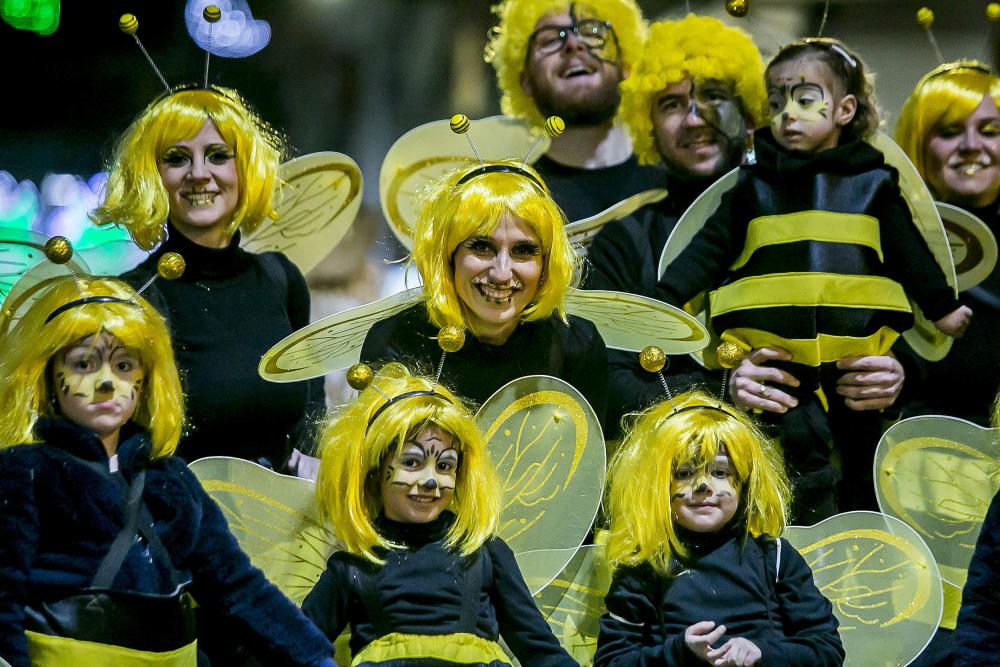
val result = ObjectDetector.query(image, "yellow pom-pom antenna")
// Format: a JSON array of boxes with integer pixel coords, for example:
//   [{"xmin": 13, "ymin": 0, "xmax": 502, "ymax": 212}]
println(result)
[
  {"xmin": 716, "ymin": 342, "xmax": 747, "ymax": 370},
  {"xmin": 988, "ymin": 3, "xmax": 1000, "ymax": 21},
  {"xmin": 543, "ymin": 116, "xmax": 565, "ymax": 138},
  {"xmin": 203, "ymin": 5, "xmax": 222, "ymax": 23},
  {"xmin": 437, "ymin": 325, "xmax": 466, "ymax": 353},
  {"xmin": 725, "ymin": 0, "xmax": 749, "ymax": 18},
  {"xmin": 916, "ymin": 7, "xmax": 934, "ymax": 28},
  {"xmin": 346, "ymin": 363, "xmax": 375, "ymax": 391},
  {"xmin": 639, "ymin": 346, "xmax": 667, "ymax": 374},
  {"xmin": 450, "ymin": 114, "xmax": 471, "ymax": 135},
  {"xmin": 118, "ymin": 13, "xmax": 139, "ymax": 35},
  {"xmin": 44, "ymin": 236, "xmax": 73, "ymax": 265},
  {"xmin": 157, "ymin": 252, "xmax": 186, "ymax": 281}
]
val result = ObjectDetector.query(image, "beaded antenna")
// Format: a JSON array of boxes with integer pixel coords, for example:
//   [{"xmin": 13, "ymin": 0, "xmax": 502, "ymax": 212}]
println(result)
[
  {"xmin": 448, "ymin": 113, "xmax": 565, "ymax": 187},
  {"xmin": 639, "ymin": 341, "xmax": 746, "ymax": 414},
  {"xmin": 118, "ymin": 5, "xmax": 225, "ymax": 92},
  {"xmin": 917, "ymin": 4, "xmax": 1000, "ymax": 64}
]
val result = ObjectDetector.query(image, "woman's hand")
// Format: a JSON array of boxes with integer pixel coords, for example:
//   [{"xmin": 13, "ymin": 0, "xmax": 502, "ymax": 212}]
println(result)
[
  {"xmin": 684, "ymin": 621, "xmax": 727, "ymax": 663},
  {"xmin": 835, "ymin": 355, "xmax": 904, "ymax": 411},
  {"xmin": 728, "ymin": 347, "xmax": 800, "ymax": 414},
  {"xmin": 707, "ymin": 637, "xmax": 762, "ymax": 666}
]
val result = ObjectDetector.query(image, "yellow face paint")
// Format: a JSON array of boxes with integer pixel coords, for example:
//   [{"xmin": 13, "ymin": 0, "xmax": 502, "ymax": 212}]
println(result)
[
  {"xmin": 768, "ymin": 82, "xmax": 831, "ymax": 134},
  {"xmin": 379, "ymin": 424, "xmax": 459, "ymax": 524},
  {"xmin": 670, "ymin": 454, "xmax": 741, "ymax": 533}
]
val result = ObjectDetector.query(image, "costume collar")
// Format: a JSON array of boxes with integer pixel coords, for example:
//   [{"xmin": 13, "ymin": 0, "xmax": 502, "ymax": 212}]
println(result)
[
  {"xmin": 752, "ymin": 126, "xmax": 885, "ymax": 176},
  {"xmin": 160, "ymin": 223, "xmax": 248, "ymax": 280},
  {"xmin": 377, "ymin": 510, "xmax": 456, "ymax": 547},
  {"xmin": 34, "ymin": 416, "xmax": 152, "ymax": 472}
]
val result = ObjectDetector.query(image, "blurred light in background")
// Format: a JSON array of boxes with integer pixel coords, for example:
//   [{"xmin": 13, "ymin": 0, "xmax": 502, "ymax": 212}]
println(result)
[
  {"xmin": 185, "ymin": 0, "xmax": 271, "ymax": 58},
  {"xmin": 1, "ymin": 0, "xmax": 60, "ymax": 35}
]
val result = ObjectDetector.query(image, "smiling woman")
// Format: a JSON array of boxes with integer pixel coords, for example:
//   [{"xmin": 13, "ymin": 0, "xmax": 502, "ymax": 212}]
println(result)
[
  {"xmin": 90, "ymin": 87, "xmax": 325, "ymax": 472},
  {"xmin": 361, "ymin": 160, "xmax": 608, "ymax": 422}
]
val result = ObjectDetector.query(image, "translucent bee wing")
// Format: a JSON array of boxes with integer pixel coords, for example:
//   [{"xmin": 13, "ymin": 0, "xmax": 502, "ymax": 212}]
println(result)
[
  {"xmin": 0, "ymin": 237, "xmax": 92, "ymax": 335},
  {"xmin": 786, "ymin": 511, "xmax": 943, "ymax": 667},
  {"xmin": 935, "ymin": 202, "xmax": 998, "ymax": 292},
  {"xmin": 258, "ymin": 288, "xmax": 425, "ymax": 382},
  {"xmin": 567, "ymin": 188, "xmax": 668, "ymax": 248},
  {"xmin": 875, "ymin": 415, "xmax": 1000, "ymax": 590},
  {"xmin": 532, "ymin": 543, "xmax": 612, "ymax": 665},
  {"xmin": 189, "ymin": 456, "xmax": 338, "ymax": 605},
  {"xmin": 564, "ymin": 287, "xmax": 709, "ymax": 354},
  {"xmin": 0, "ymin": 229, "xmax": 53, "ymax": 306},
  {"xmin": 476, "ymin": 375, "xmax": 605, "ymax": 594},
  {"xmin": 241, "ymin": 152, "xmax": 363, "ymax": 276},
  {"xmin": 380, "ymin": 115, "xmax": 545, "ymax": 250},
  {"xmin": 657, "ymin": 167, "xmax": 740, "ymax": 276}
]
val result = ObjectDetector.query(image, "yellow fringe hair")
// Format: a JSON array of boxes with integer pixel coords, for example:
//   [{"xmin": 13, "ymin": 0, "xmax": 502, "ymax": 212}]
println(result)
[
  {"xmin": 315, "ymin": 363, "xmax": 502, "ymax": 564},
  {"xmin": 411, "ymin": 160, "xmax": 578, "ymax": 334},
  {"xmin": 619, "ymin": 15, "xmax": 767, "ymax": 166},
  {"xmin": 0, "ymin": 277, "xmax": 184, "ymax": 458},
  {"xmin": 605, "ymin": 390, "xmax": 790, "ymax": 576},
  {"xmin": 895, "ymin": 62, "xmax": 1000, "ymax": 192},
  {"xmin": 485, "ymin": 0, "xmax": 647, "ymax": 126},
  {"xmin": 92, "ymin": 86, "xmax": 286, "ymax": 250}
]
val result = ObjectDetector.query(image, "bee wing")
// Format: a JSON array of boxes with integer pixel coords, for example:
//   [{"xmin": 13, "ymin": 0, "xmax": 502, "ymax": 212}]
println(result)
[
  {"xmin": 259, "ymin": 288, "xmax": 425, "ymax": 382},
  {"xmin": 564, "ymin": 287, "xmax": 709, "ymax": 354},
  {"xmin": 786, "ymin": 511, "xmax": 943, "ymax": 667},
  {"xmin": 566, "ymin": 188, "xmax": 668, "ymax": 248},
  {"xmin": 476, "ymin": 375, "xmax": 605, "ymax": 594},
  {"xmin": 241, "ymin": 152, "xmax": 363, "ymax": 275},
  {"xmin": 189, "ymin": 456, "xmax": 338, "ymax": 606},
  {"xmin": 935, "ymin": 202, "xmax": 998, "ymax": 292}
]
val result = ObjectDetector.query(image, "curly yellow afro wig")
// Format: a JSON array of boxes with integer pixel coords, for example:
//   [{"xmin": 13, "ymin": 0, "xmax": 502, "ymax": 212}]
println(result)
[
  {"xmin": 620, "ymin": 14, "xmax": 767, "ymax": 166},
  {"xmin": 485, "ymin": 0, "xmax": 646, "ymax": 127}
]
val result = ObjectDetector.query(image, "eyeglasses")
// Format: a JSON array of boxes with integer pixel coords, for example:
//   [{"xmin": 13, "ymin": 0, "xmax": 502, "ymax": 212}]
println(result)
[{"xmin": 527, "ymin": 18, "xmax": 619, "ymax": 62}]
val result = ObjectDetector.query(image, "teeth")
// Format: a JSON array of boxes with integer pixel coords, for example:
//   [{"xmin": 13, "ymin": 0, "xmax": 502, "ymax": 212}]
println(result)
[{"xmin": 185, "ymin": 192, "xmax": 217, "ymax": 206}]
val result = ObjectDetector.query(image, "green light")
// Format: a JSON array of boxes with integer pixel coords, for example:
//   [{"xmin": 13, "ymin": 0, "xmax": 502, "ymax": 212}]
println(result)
[{"xmin": 1, "ymin": 0, "xmax": 60, "ymax": 36}]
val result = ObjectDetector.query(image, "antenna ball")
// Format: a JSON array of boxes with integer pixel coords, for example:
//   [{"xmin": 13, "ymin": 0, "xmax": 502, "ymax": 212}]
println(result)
[
  {"xmin": 639, "ymin": 346, "xmax": 667, "ymax": 373},
  {"xmin": 916, "ymin": 7, "xmax": 934, "ymax": 28},
  {"xmin": 988, "ymin": 3, "xmax": 1000, "ymax": 21},
  {"xmin": 449, "ymin": 114, "xmax": 471, "ymax": 135},
  {"xmin": 346, "ymin": 363, "xmax": 375, "ymax": 391},
  {"xmin": 157, "ymin": 252, "xmax": 186, "ymax": 281},
  {"xmin": 716, "ymin": 342, "xmax": 747, "ymax": 369},
  {"xmin": 203, "ymin": 5, "xmax": 222, "ymax": 23},
  {"xmin": 118, "ymin": 13, "xmax": 139, "ymax": 35},
  {"xmin": 44, "ymin": 236, "xmax": 73, "ymax": 264},
  {"xmin": 543, "ymin": 116, "xmax": 565, "ymax": 138},
  {"xmin": 725, "ymin": 0, "xmax": 749, "ymax": 18},
  {"xmin": 437, "ymin": 326, "xmax": 466, "ymax": 353}
]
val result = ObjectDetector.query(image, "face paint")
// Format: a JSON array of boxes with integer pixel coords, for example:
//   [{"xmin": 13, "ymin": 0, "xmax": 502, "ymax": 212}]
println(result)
[
  {"xmin": 767, "ymin": 57, "xmax": 846, "ymax": 152},
  {"xmin": 527, "ymin": 3, "xmax": 621, "ymax": 65},
  {"xmin": 379, "ymin": 424, "xmax": 459, "ymax": 524},
  {"xmin": 670, "ymin": 453, "xmax": 741, "ymax": 533},
  {"xmin": 52, "ymin": 331, "xmax": 144, "ymax": 446}
]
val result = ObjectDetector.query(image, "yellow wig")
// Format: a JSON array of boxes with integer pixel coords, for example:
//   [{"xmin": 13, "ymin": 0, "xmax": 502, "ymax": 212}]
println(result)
[
  {"xmin": 315, "ymin": 363, "xmax": 502, "ymax": 564},
  {"xmin": 620, "ymin": 15, "xmax": 767, "ymax": 166},
  {"xmin": 485, "ymin": 0, "xmax": 647, "ymax": 126},
  {"xmin": 411, "ymin": 160, "xmax": 579, "ymax": 334},
  {"xmin": 0, "ymin": 277, "xmax": 184, "ymax": 458},
  {"xmin": 605, "ymin": 390, "xmax": 790, "ymax": 576},
  {"xmin": 92, "ymin": 86, "xmax": 286, "ymax": 251},
  {"xmin": 896, "ymin": 61, "xmax": 1000, "ymax": 191}
]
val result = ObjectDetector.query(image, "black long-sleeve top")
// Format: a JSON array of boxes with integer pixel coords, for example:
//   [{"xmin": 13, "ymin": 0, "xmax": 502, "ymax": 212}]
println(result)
[
  {"xmin": 302, "ymin": 512, "xmax": 575, "ymax": 666},
  {"xmin": 361, "ymin": 304, "xmax": 608, "ymax": 425},
  {"xmin": 0, "ymin": 418, "xmax": 333, "ymax": 667},
  {"xmin": 533, "ymin": 153, "xmax": 666, "ymax": 222},
  {"xmin": 122, "ymin": 225, "xmax": 325, "ymax": 467},
  {"xmin": 594, "ymin": 528, "xmax": 844, "ymax": 666},
  {"xmin": 655, "ymin": 130, "xmax": 959, "ymax": 361},
  {"xmin": 584, "ymin": 178, "xmax": 720, "ymax": 434},
  {"xmin": 954, "ymin": 489, "xmax": 1000, "ymax": 666}
]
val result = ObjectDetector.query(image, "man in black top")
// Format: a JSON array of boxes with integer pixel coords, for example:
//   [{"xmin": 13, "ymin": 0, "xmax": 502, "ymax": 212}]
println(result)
[{"xmin": 485, "ymin": 0, "xmax": 663, "ymax": 221}]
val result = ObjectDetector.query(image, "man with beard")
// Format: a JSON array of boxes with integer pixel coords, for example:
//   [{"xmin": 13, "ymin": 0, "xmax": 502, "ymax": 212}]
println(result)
[
  {"xmin": 485, "ymin": 0, "xmax": 663, "ymax": 221},
  {"xmin": 583, "ymin": 15, "xmax": 767, "ymax": 433}
]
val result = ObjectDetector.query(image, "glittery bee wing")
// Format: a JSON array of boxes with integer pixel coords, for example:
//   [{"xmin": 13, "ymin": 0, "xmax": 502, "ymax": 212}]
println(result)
[
  {"xmin": 476, "ymin": 375, "xmax": 605, "ymax": 595},
  {"xmin": 567, "ymin": 188, "xmax": 669, "ymax": 248},
  {"xmin": 532, "ymin": 542, "xmax": 613, "ymax": 665},
  {"xmin": 259, "ymin": 288, "xmax": 425, "ymax": 382},
  {"xmin": 875, "ymin": 415, "xmax": 1000, "ymax": 592},
  {"xmin": 785, "ymin": 511, "xmax": 943, "ymax": 667},
  {"xmin": 935, "ymin": 202, "xmax": 998, "ymax": 292},
  {"xmin": 241, "ymin": 152, "xmax": 363, "ymax": 275},
  {"xmin": 0, "ymin": 229, "xmax": 53, "ymax": 306},
  {"xmin": 379, "ymin": 115, "xmax": 545, "ymax": 250},
  {"xmin": 189, "ymin": 456, "xmax": 338, "ymax": 605},
  {"xmin": 564, "ymin": 287, "xmax": 709, "ymax": 354}
]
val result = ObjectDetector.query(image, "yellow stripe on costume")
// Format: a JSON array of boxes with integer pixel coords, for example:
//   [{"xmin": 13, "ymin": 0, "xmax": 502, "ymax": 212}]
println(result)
[
  {"xmin": 720, "ymin": 327, "xmax": 901, "ymax": 367},
  {"xmin": 26, "ymin": 631, "xmax": 197, "ymax": 666},
  {"xmin": 940, "ymin": 582, "xmax": 963, "ymax": 631},
  {"xmin": 352, "ymin": 632, "xmax": 512, "ymax": 666},
  {"xmin": 730, "ymin": 211, "xmax": 883, "ymax": 271},
  {"xmin": 710, "ymin": 273, "xmax": 912, "ymax": 315}
]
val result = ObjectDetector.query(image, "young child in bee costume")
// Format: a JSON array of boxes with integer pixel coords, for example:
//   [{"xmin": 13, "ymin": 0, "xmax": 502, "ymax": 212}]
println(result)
[
  {"xmin": 595, "ymin": 390, "xmax": 843, "ymax": 666},
  {"xmin": 0, "ymin": 276, "xmax": 334, "ymax": 667},
  {"xmin": 302, "ymin": 364, "xmax": 575, "ymax": 666}
]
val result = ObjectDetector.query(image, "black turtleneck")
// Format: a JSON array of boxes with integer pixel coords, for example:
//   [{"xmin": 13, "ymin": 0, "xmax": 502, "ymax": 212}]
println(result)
[
  {"xmin": 302, "ymin": 511, "xmax": 575, "ymax": 665},
  {"xmin": 121, "ymin": 225, "xmax": 323, "ymax": 467}
]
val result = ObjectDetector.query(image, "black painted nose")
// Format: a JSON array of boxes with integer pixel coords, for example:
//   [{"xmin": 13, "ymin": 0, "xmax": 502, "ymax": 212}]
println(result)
[
  {"xmin": 97, "ymin": 380, "xmax": 115, "ymax": 393},
  {"xmin": 695, "ymin": 481, "xmax": 709, "ymax": 493},
  {"xmin": 422, "ymin": 478, "xmax": 438, "ymax": 490}
]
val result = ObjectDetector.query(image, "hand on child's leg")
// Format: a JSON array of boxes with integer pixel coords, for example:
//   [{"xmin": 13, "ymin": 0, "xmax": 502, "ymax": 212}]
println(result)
[
  {"xmin": 934, "ymin": 305, "xmax": 973, "ymax": 337},
  {"xmin": 684, "ymin": 621, "xmax": 727, "ymax": 662},
  {"xmin": 706, "ymin": 637, "xmax": 762, "ymax": 666}
]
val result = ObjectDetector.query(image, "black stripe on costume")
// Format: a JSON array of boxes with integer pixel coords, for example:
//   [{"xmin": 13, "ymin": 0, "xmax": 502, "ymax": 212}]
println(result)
[
  {"xmin": 729, "ymin": 241, "xmax": 883, "ymax": 284},
  {"xmin": 712, "ymin": 305, "xmax": 914, "ymax": 340}
]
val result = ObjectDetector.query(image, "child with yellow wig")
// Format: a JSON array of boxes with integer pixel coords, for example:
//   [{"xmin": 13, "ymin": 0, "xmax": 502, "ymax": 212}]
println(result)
[
  {"xmin": 361, "ymin": 160, "xmax": 607, "ymax": 422},
  {"xmin": 595, "ymin": 391, "xmax": 843, "ymax": 666},
  {"xmin": 0, "ymin": 276, "xmax": 334, "ymax": 666},
  {"xmin": 302, "ymin": 363, "xmax": 575, "ymax": 666}
]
